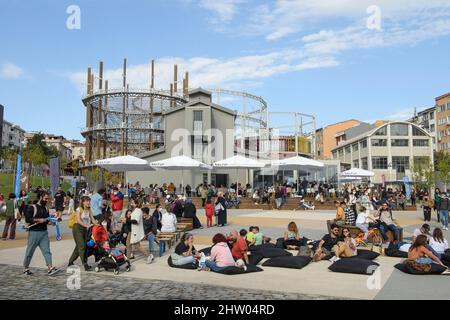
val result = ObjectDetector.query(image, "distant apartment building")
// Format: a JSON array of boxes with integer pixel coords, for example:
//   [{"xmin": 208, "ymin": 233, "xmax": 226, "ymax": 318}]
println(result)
[
  {"xmin": 408, "ymin": 106, "xmax": 437, "ymax": 149},
  {"xmin": 315, "ymin": 119, "xmax": 361, "ymax": 160},
  {"xmin": 1, "ymin": 120, "xmax": 26, "ymax": 149},
  {"xmin": 24, "ymin": 132, "xmax": 72, "ymax": 160},
  {"xmin": 63, "ymin": 140, "xmax": 85, "ymax": 161},
  {"xmin": 331, "ymin": 121, "xmax": 433, "ymax": 185},
  {"xmin": 436, "ymin": 92, "xmax": 450, "ymax": 154}
]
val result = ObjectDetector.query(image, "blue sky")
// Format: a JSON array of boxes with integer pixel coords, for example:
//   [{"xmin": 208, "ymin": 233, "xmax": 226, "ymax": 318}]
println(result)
[{"xmin": 1, "ymin": 0, "xmax": 450, "ymax": 139}]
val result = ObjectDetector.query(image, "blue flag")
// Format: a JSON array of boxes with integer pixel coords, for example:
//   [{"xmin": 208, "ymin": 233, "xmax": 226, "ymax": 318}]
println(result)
[
  {"xmin": 14, "ymin": 152, "xmax": 21, "ymax": 197},
  {"xmin": 403, "ymin": 176, "xmax": 411, "ymax": 200}
]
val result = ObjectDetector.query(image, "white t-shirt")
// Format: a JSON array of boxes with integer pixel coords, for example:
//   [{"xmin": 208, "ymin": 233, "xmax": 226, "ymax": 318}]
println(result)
[
  {"xmin": 161, "ymin": 212, "xmax": 177, "ymax": 233},
  {"xmin": 356, "ymin": 211, "xmax": 368, "ymax": 225},
  {"xmin": 413, "ymin": 228, "xmax": 432, "ymax": 241},
  {"xmin": 429, "ymin": 238, "xmax": 449, "ymax": 254}
]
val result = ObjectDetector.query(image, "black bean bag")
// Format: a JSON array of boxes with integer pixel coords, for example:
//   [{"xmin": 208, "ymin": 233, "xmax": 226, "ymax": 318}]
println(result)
[
  {"xmin": 262, "ymin": 256, "xmax": 312, "ymax": 269},
  {"xmin": 328, "ymin": 258, "xmax": 379, "ymax": 275},
  {"xmin": 343, "ymin": 249, "xmax": 379, "ymax": 261},
  {"xmin": 384, "ymin": 245, "xmax": 408, "ymax": 258},
  {"xmin": 394, "ymin": 262, "xmax": 447, "ymax": 275},
  {"xmin": 248, "ymin": 254, "xmax": 264, "ymax": 266},
  {"xmin": 275, "ymin": 238, "xmax": 285, "ymax": 249},
  {"xmin": 199, "ymin": 247, "xmax": 212, "ymax": 256},
  {"xmin": 215, "ymin": 264, "xmax": 263, "ymax": 275},
  {"xmin": 248, "ymin": 243, "xmax": 276, "ymax": 252},
  {"xmin": 441, "ymin": 252, "xmax": 450, "ymax": 263},
  {"xmin": 258, "ymin": 247, "xmax": 292, "ymax": 259},
  {"xmin": 167, "ymin": 256, "xmax": 197, "ymax": 270}
]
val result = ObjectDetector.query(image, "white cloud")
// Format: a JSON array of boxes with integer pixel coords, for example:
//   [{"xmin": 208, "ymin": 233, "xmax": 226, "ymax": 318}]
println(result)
[
  {"xmin": 384, "ymin": 106, "xmax": 430, "ymax": 121},
  {"xmin": 0, "ymin": 63, "xmax": 24, "ymax": 79},
  {"xmin": 69, "ymin": 52, "xmax": 338, "ymax": 94},
  {"xmin": 247, "ymin": 0, "xmax": 450, "ymax": 41},
  {"xmin": 197, "ymin": 0, "xmax": 243, "ymax": 22}
]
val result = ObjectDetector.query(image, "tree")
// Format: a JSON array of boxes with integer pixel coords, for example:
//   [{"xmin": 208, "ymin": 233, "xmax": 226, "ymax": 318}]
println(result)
[
  {"xmin": 436, "ymin": 152, "xmax": 450, "ymax": 191},
  {"xmin": 411, "ymin": 157, "xmax": 435, "ymax": 192}
]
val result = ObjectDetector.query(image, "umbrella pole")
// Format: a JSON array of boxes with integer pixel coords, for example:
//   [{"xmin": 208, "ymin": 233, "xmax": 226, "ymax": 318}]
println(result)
[{"xmin": 182, "ymin": 169, "xmax": 184, "ymax": 196}]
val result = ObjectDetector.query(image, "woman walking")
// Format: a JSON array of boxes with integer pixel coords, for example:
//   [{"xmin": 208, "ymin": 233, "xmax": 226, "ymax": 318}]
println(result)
[
  {"xmin": 68, "ymin": 196, "xmax": 96, "ymax": 270},
  {"xmin": 129, "ymin": 198, "xmax": 152, "ymax": 264},
  {"xmin": 215, "ymin": 192, "xmax": 227, "ymax": 227}
]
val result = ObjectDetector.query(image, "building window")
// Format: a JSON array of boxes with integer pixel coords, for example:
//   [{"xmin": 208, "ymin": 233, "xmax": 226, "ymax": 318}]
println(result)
[
  {"xmin": 360, "ymin": 140, "xmax": 367, "ymax": 149},
  {"xmin": 353, "ymin": 159, "xmax": 359, "ymax": 168},
  {"xmin": 439, "ymin": 117, "xmax": 446, "ymax": 125},
  {"xmin": 413, "ymin": 139, "xmax": 429, "ymax": 147},
  {"xmin": 413, "ymin": 156, "xmax": 430, "ymax": 168},
  {"xmin": 338, "ymin": 149, "xmax": 344, "ymax": 157},
  {"xmin": 332, "ymin": 151, "xmax": 337, "ymax": 159},
  {"xmin": 430, "ymin": 124, "xmax": 435, "ymax": 132},
  {"xmin": 390, "ymin": 123, "xmax": 409, "ymax": 136},
  {"xmin": 430, "ymin": 112, "xmax": 435, "ymax": 120},
  {"xmin": 374, "ymin": 126, "xmax": 387, "ymax": 136},
  {"xmin": 345, "ymin": 146, "xmax": 351, "ymax": 154},
  {"xmin": 361, "ymin": 157, "xmax": 368, "ymax": 170},
  {"xmin": 193, "ymin": 110, "xmax": 203, "ymax": 121},
  {"xmin": 412, "ymin": 126, "xmax": 427, "ymax": 136},
  {"xmin": 371, "ymin": 139, "xmax": 387, "ymax": 147},
  {"xmin": 372, "ymin": 157, "xmax": 388, "ymax": 169},
  {"xmin": 352, "ymin": 143, "xmax": 358, "ymax": 152},
  {"xmin": 391, "ymin": 139, "xmax": 409, "ymax": 147},
  {"xmin": 392, "ymin": 156, "xmax": 410, "ymax": 170}
]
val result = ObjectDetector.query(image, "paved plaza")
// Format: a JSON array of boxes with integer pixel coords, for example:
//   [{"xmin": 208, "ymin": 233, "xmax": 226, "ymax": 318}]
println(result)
[{"xmin": 1, "ymin": 209, "xmax": 449, "ymax": 300}]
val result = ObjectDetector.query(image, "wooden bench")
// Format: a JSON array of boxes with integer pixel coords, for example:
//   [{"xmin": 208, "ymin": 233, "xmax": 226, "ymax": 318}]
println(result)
[{"xmin": 156, "ymin": 233, "xmax": 177, "ymax": 257}]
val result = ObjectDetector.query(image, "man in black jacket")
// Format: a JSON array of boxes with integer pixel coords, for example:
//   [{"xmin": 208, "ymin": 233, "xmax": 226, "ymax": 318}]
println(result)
[{"xmin": 23, "ymin": 192, "xmax": 59, "ymax": 276}]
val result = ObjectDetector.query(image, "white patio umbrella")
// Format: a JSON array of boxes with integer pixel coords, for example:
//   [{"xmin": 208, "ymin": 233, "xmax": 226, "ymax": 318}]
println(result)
[
  {"xmin": 340, "ymin": 168, "xmax": 375, "ymax": 178},
  {"xmin": 95, "ymin": 155, "xmax": 155, "ymax": 173},
  {"xmin": 213, "ymin": 155, "xmax": 266, "ymax": 194},
  {"xmin": 271, "ymin": 155, "xmax": 325, "ymax": 191},
  {"xmin": 149, "ymin": 155, "xmax": 212, "ymax": 194}
]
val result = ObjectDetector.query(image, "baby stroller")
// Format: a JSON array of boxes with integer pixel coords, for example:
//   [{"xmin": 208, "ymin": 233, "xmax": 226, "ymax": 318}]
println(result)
[{"xmin": 87, "ymin": 225, "xmax": 131, "ymax": 275}]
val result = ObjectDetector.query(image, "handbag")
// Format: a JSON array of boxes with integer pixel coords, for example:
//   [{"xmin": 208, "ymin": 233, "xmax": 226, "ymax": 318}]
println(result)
[
  {"xmin": 68, "ymin": 210, "xmax": 77, "ymax": 229},
  {"xmin": 215, "ymin": 202, "xmax": 224, "ymax": 215}
]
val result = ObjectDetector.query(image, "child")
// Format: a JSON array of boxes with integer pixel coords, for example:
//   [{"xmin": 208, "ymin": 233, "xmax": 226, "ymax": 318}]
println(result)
[
  {"xmin": 355, "ymin": 206, "xmax": 370, "ymax": 240},
  {"xmin": 252, "ymin": 226, "xmax": 271, "ymax": 246},
  {"xmin": 204, "ymin": 199, "xmax": 215, "ymax": 228},
  {"xmin": 246, "ymin": 226, "xmax": 256, "ymax": 246}
]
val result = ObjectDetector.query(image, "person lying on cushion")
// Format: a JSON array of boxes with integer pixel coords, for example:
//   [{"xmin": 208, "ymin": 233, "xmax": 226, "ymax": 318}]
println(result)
[
  {"xmin": 407, "ymin": 235, "xmax": 446, "ymax": 269},
  {"xmin": 313, "ymin": 224, "xmax": 343, "ymax": 262},
  {"xmin": 202, "ymin": 233, "xmax": 243, "ymax": 272},
  {"xmin": 171, "ymin": 233, "xmax": 201, "ymax": 267},
  {"xmin": 231, "ymin": 229, "xmax": 249, "ymax": 266},
  {"xmin": 329, "ymin": 228, "xmax": 357, "ymax": 262}
]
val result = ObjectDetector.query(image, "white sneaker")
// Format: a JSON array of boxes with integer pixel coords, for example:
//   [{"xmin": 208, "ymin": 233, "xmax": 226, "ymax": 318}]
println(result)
[
  {"xmin": 329, "ymin": 256, "xmax": 339, "ymax": 263},
  {"xmin": 146, "ymin": 256, "xmax": 153, "ymax": 264}
]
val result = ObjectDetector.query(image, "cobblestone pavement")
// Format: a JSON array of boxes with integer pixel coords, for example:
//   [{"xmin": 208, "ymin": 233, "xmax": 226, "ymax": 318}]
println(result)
[{"xmin": 0, "ymin": 264, "xmax": 343, "ymax": 300}]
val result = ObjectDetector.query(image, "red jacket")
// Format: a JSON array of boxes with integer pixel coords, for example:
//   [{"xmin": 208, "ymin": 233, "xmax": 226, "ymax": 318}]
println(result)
[
  {"xmin": 110, "ymin": 192, "xmax": 124, "ymax": 212},
  {"xmin": 205, "ymin": 204, "xmax": 215, "ymax": 217}
]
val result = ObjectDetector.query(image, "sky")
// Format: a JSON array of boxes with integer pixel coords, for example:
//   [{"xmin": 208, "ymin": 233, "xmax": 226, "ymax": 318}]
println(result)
[{"xmin": 1, "ymin": 0, "xmax": 450, "ymax": 140}]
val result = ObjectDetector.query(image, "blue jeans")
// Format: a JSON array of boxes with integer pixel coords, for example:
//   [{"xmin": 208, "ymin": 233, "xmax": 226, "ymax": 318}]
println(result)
[
  {"xmin": 205, "ymin": 260, "xmax": 228, "ymax": 272},
  {"xmin": 147, "ymin": 233, "xmax": 157, "ymax": 254},
  {"xmin": 379, "ymin": 224, "xmax": 399, "ymax": 241},
  {"xmin": 276, "ymin": 198, "xmax": 282, "ymax": 208},
  {"xmin": 440, "ymin": 210, "xmax": 449, "ymax": 228},
  {"xmin": 173, "ymin": 255, "xmax": 196, "ymax": 266},
  {"xmin": 416, "ymin": 257, "xmax": 439, "ymax": 265},
  {"xmin": 23, "ymin": 230, "xmax": 52, "ymax": 268}
]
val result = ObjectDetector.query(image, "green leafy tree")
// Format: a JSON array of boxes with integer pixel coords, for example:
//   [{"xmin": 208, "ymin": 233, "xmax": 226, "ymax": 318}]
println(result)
[
  {"xmin": 436, "ymin": 152, "xmax": 450, "ymax": 190},
  {"xmin": 411, "ymin": 157, "xmax": 435, "ymax": 192}
]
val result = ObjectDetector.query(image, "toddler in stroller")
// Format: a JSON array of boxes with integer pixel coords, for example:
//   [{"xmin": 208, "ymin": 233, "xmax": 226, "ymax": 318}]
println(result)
[{"xmin": 87, "ymin": 224, "xmax": 131, "ymax": 275}]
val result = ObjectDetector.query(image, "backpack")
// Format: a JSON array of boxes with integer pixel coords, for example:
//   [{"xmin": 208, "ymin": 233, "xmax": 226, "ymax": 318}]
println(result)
[{"xmin": 68, "ymin": 209, "xmax": 77, "ymax": 229}]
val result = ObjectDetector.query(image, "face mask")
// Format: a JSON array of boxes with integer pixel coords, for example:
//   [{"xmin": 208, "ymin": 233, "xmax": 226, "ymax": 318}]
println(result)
[
  {"xmin": 41, "ymin": 200, "xmax": 48, "ymax": 206},
  {"xmin": 102, "ymin": 222, "xmax": 107, "ymax": 227}
]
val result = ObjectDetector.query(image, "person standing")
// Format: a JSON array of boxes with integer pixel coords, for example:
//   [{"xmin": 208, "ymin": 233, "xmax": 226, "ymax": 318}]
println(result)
[
  {"xmin": 204, "ymin": 199, "xmax": 215, "ymax": 228},
  {"xmin": 215, "ymin": 192, "xmax": 227, "ymax": 227},
  {"xmin": 23, "ymin": 192, "xmax": 59, "ymax": 276},
  {"xmin": 200, "ymin": 185, "xmax": 208, "ymax": 207},
  {"xmin": 68, "ymin": 196, "xmax": 96, "ymax": 271},
  {"xmin": 434, "ymin": 189, "xmax": 442, "ymax": 223},
  {"xmin": 2, "ymin": 193, "xmax": 19, "ymax": 240},
  {"xmin": 53, "ymin": 186, "xmax": 66, "ymax": 219},
  {"xmin": 17, "ymin": 190, "xmax": 29, "ymax": 219},
  {"xmin": 142, "ymin": 207, "xmax": 157, "ymax": 262},
  {"xmin": 110, "ymin": 187, "xmax": 124, "ymax": 232},
  {"xmin": 438, "ymin": 193, "xmax": 450, "ymax": 231},
  {"xmin": 422, "ymin": 192, "xmax": 432, "ymax": 222},
  {"xmin": 90, "ymin": 188, "xmax": 106, "ymax": 221},
  {"xmin": 129, "ymin": 199, "xmax": 152, "ymax": 264}
]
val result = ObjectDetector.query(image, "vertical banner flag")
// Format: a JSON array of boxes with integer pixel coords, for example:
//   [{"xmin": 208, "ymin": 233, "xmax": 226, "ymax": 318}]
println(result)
[
  {"xmin": 49, "ymin": 157, "xmax": 60, "ymax": 197},
  {"xmin": 403, "ymin": 176, "xmax": 411, "ymax": 200},
  {"xmin": 14, "ymin": 152, "xmax": 22, "ymax": 197}
]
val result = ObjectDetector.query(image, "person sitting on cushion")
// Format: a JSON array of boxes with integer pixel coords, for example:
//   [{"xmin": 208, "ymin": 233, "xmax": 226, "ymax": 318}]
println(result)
[
  {"xmin": 330, "ymin": 228, "xmax": 357, "ymax": 262},
  {"xmin": 376, "ymin": 202, "xmax": 401, "ymax": 244},
  {"xmin": 283, "ymin": 221, "xmax": 304, "ymax": 248},
  {"xmin": 171, "ymin": 233, "xmax": 201, "ymax": 266},
  {"xmin": 252, "ymin": 226, "xmax": 271, "ymax": 246},
  {"xmin": 231, "ymin": 229, "xmax": 249, "ymax": 266},
  {"xmin": 334, "ymin": 201, "xmax": 346, "ymax": 226},
  {"xmin": 412, "ymin": 224, "xmax": 432, "ymax": 243},
  {"xmin": 429, "ymin": 228, "xmax": 449, "ymax": 259},
  {"xmin": 313, "ymin": 224, "xmax": 343, "ymax": 262},
  {"xmin": 203, "ymin": 233, "xmax": 241, "ymax": 272},
  {"xmin": 407, "ymin": 234, "xmax": 446, "ymax": 268},
  {"xmin": 246, "ymin": 226, "xmax": 256, "ymax": 246}
]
